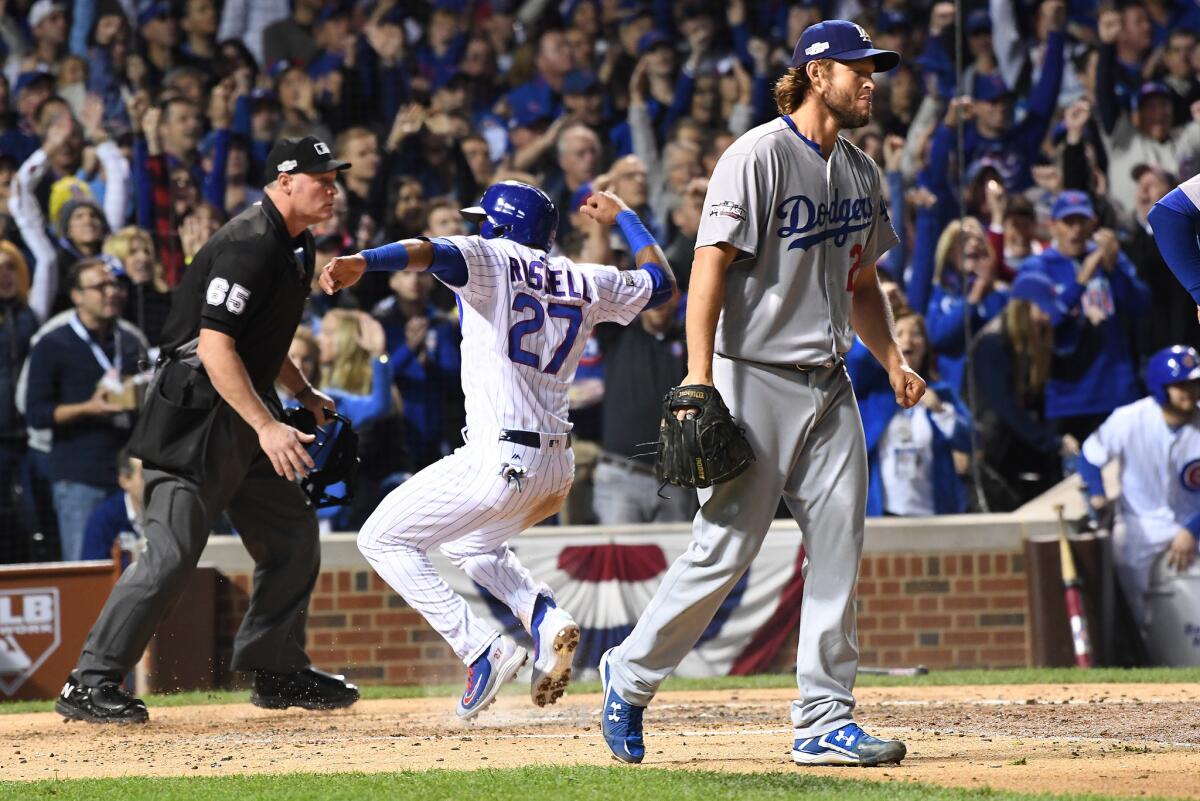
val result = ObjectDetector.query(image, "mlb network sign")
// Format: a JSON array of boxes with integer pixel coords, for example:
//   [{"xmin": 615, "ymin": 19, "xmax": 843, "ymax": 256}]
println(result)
[{"xmin": 0, "ymin": 588, "xmax": 60, "ymax": 696}]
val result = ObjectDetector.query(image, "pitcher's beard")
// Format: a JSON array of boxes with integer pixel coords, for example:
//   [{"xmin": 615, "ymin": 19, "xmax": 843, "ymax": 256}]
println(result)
[{"xmin": 822, "ymin": 86, "xmax": 871, "ymax": 129}]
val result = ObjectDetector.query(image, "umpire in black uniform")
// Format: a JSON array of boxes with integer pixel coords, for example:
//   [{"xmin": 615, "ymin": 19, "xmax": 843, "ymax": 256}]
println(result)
[{"xmin": 56, "ymin": 137, "xmax": 360, "ymax": 723}]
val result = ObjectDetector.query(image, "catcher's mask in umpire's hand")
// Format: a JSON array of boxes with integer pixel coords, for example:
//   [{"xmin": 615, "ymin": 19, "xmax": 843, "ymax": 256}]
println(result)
[{"xmin": 283, "ymin": 407, "xmax": 360, "ymax": 508}]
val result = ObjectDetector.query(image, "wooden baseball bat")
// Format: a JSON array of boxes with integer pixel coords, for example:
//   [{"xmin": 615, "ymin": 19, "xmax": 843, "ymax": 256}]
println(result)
[
  {"xmin": 1055, "ymin": 504, "xmax": 1094, "ymax": 668},
  {"xmin": 858, "ymin": 666, "xmax": 929, "ymax": 676}
]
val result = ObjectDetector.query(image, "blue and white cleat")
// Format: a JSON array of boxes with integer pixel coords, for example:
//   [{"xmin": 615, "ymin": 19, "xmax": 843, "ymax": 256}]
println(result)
[
  {"xmin": 456, "ymin": 635, "xmax": 527, "ymax": 721},
  {"xmin": 792, "ymin": 722, "xmax": 907, "ymax": 766},
  {"xmin": 530, "ymin": 596, "xmax": 580, "ymax": 707},
  {"xmin": 598, "ymin": 648, "xmax": 645, "ymax": 764}
]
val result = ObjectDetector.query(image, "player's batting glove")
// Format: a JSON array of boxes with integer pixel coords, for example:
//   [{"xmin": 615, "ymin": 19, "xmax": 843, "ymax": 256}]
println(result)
[{"xmin": 655, "ymin": 385, "xmax": 755, "ymax": 489}]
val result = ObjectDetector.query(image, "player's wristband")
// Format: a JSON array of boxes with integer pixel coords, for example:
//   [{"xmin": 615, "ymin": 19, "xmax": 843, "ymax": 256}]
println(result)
[
  {"xmin": 1185, "ymin": 511, "xmax": 1200, "ymax": 540},
  {"xmin": 362, "ymin": 241, "xmax": 410, "ymax": 272},
  {"xmin": 616, "ymin": 210, "xmax": 656, "ymax": 254}
]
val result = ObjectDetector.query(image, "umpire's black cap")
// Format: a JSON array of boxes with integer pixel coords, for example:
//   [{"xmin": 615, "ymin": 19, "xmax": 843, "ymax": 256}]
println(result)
[{"xmin": 266, "ymin": 136, "xmax": 351, "ymax": 177}]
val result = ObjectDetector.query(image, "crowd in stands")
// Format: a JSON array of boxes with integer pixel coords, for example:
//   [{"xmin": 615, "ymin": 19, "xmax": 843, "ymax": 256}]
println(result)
[{"xmin": 1, "ymin": 0, "xmax": 1197, "ymax": 563}]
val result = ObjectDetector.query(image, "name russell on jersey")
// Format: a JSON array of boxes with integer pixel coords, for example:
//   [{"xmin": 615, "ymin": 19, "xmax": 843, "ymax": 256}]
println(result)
[
  {"xmin": 507, "ymin": 255, "xmax": 594, "ymax": 302},
  {"xmin": 776, "ymin": 191, "xmax": 889, "ymax": 251}
]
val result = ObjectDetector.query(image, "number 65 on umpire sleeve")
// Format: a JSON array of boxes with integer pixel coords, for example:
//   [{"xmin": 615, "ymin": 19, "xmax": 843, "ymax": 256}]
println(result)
[{"xmin": 206, "ymin": 278, "xmax": 252, "ymax": 315}]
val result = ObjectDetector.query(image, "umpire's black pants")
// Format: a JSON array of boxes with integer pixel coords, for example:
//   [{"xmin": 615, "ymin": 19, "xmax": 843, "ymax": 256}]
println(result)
[{"xmin": 74, "ymin": 402, "xmax": 320, "ymax": 687}]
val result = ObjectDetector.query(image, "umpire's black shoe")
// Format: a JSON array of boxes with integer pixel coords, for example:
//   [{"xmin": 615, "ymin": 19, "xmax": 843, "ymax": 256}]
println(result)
[
  {"xmin": 250, "ymin": 667, "xmax": 359, "ymax": 711},
  {"xmin": 55, "ymin": 677, "xmax": 149, "ymax": 724}
]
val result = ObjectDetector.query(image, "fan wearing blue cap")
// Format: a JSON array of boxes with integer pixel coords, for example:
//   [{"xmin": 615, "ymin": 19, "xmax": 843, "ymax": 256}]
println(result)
[
  {"xmin": 1017, "ymin": 190, "xmax": 1150, "ymax": 442},
  {"xmin": 592, "ymin": 18, "xmax": 914, "ymax": 771},
  {"xmin": 1075, "ymin": 343, "xmax": 1200, "ymax": 638}
]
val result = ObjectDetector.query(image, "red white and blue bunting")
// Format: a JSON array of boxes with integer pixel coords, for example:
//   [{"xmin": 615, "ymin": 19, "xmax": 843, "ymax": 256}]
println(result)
[{"xmin": 438, "ymin": 530, "xmax": 807, "ymax": 675}]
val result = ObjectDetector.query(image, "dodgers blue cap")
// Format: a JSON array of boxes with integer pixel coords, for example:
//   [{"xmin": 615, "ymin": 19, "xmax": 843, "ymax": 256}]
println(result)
[
  {"xmin": 790, "ymin": 20, "xmax": 900, "ymax": 72},
  {"xmin": 1050, "ymin": 190, "xmax": 1096, "ymax": 221}
]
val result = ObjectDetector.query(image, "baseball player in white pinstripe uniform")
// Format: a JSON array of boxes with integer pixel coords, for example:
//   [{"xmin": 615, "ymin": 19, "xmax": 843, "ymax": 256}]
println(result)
[
  {"xmin": 321, "ymin": 182, "xmax": 677, "ymax": 719},
  {"xmin": 598, "ymin": 21, "xmax": 923, "ymax": 766}
]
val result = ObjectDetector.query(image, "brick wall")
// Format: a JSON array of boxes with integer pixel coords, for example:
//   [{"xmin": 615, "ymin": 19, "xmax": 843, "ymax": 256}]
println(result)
[
  {"xmin": 212, "ymin": 548, "xmax": 1029, "ymax": 687},
  {"xmin": 857, "ymin": 551, "xmax": 1028, "ymax": 669},
  {"xmin": 214, "ymin": 569, "xmax": 462, "ymax": 688}
]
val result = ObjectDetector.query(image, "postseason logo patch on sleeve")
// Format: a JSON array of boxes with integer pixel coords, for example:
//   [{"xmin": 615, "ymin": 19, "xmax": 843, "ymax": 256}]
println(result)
[
  {"xmin": 621, "ymin": 271, "xmax": 637, "ymax": 287},
  {"xmin": 709, "ymin": 201, "xmax": 747, "ymax": 222}
]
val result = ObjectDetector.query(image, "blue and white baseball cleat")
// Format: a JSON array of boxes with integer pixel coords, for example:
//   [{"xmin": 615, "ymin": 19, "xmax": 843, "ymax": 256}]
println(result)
[
  {"xmin": 456, "ymin": 635, "xmax": 527, "ymax": 721},
  {"xmin": 792, "ymin": 722, "xmax": 907, "ymax": 766},
  {"xmin": 599, "ymin": 648, "xmax": 645, "ymax": 763},
  {"xmin": 530, "ymin": 596, "xmax": 580, "ymax": 707}
]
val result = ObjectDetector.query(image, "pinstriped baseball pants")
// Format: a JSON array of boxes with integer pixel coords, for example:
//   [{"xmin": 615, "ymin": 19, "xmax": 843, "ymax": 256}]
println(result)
[{"xmin": 358, "ymin": 431, "xmax": 573, "ymax": 664}]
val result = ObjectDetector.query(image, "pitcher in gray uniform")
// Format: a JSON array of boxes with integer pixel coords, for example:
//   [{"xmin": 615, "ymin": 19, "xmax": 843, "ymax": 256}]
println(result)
[{"xmin": 599, "ymin": 21, "xmax": 926, "ymax": 766}]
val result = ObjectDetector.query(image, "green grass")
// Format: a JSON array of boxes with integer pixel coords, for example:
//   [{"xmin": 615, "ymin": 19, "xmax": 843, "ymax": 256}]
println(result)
[
  {"xmin": 4, "ymin": 666, "xmax": 1198, "ymax": 716},
  {"xmin": 0, "ymin": 766, "xmax": 1166, "ymax": 801}
]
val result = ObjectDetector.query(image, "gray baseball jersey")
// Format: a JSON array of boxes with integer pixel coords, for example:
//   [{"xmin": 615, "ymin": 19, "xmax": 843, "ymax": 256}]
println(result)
[{"xmin": 696, "ymin": 116, "xmax": 898, "ymax": 365}]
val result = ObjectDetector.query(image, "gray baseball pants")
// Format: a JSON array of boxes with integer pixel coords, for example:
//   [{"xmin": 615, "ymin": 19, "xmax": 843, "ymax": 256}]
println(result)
[
  {"xmin": 605, "ymin": 354, "xmax": 868, "ymax": 738},
  {"xmin": 74, "ymin": 403, "xmax": 320, "ymax": 687}
]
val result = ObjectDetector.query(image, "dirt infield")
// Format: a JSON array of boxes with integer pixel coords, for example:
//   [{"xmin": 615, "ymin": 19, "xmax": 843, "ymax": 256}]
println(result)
[{"xmin": 2, "ymin": 683, "xmax": 1198, "ymax": 797}]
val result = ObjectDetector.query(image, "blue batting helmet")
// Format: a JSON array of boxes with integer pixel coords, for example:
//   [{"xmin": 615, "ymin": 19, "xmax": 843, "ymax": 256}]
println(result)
[
  {"xmin": 460, "ymin": 181, "xmax": 558, "ymax": 252},
  {"xmin": 1146, "ymin": 345, "xmax": 1200, "ymax": 404}
]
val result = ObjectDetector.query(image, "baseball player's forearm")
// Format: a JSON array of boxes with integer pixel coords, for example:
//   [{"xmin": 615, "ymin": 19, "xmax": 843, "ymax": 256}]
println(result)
[
  {"xmin": 683, "ymin": 245, "xmax": 735, "ymax": 383},
  {"xmin": 197, "ymin": 328, "xmax": 276, "ymax": 433},
  {"xmin": 616, "ymin": 210, "xmax": 674, "ymax": 281},
  {"xmin": 362, "ymin": 239, "xmax": 432, "ymax": 272}
]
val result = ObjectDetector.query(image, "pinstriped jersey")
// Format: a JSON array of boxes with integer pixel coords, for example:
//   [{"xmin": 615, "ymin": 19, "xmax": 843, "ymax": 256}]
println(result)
[
  {"xmin": 440, "ymin": 235, "xmax": 654, "ymax": 434},
  {"xmin": 696, "ymin": 117, "xmax": 898, "ymax": 365}
]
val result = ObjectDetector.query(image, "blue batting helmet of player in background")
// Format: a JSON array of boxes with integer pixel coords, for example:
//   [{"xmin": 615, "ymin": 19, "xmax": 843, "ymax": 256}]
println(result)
[
  {"xmin": 460, "ymin": 180, "xmax": 559, "ymax": 252},
  {"xmin": 1145, "ymin": 345, "xmax": 1200, "ymax": 404}
]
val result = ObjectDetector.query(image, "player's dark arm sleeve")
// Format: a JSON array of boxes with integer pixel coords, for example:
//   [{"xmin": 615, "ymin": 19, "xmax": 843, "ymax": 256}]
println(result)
[
  {"xmin": 426, "ymin": 238, "xmax": 468, "ymax": 286},
  {"xmin": 1148, "ymin": 193, "xmax": 1200, "ymax": 305},
  {"xmin": 1184, "ymin": 511, "xmax": 1200, "ymax": 539},
  {"xmin": 1077, "ymin": 454, "xmax": 1106, "ymax": 497},
  {"xmin": 640, "ymin": 262, "xmax": 673, "ymax": 309}
]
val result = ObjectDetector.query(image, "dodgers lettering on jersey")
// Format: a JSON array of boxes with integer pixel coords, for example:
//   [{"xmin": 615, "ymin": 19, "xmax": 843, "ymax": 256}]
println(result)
[
  {"xmin": 695, "ymin": 117, "xmax": 898, "ymax": 365},
  {"xmin": 1082, "ymin": 396, "xmax": 1200, "ymax": 554},
  {"xmin": 436, "ymin": 235, "xmax": 653, "ymax": 434}
]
